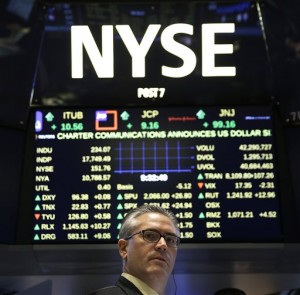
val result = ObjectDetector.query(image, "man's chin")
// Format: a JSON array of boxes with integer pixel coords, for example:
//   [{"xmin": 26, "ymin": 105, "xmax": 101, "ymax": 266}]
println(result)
[{"xmin": 147, "ymin": 262, "xmax": 170, "ymax": 276}]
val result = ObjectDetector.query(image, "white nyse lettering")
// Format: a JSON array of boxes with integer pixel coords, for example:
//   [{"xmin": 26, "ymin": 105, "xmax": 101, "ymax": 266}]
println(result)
[
  {"xmin": 161, "ymin": 23, "xmax": 197, "ymax": 78},
  {"xmin": 71, "ymin": 25, "xmax": 114, "ymax": 78},
  {"xmin": 116, "ymin": 25, "xmax": 161, "ymax": 77},
  {"xmin": 71, "ymin": 23, "xmax": 236, "ymax": 79},
  {"xmin": 202, "ymin": 23, "xmax": 236, "ymax": 77}
]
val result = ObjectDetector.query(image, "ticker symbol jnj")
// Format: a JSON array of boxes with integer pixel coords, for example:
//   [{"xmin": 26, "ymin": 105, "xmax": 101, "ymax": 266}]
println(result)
[{"xmin": 219, "ymin": 109, "xmax": 235, "ymax": 117}]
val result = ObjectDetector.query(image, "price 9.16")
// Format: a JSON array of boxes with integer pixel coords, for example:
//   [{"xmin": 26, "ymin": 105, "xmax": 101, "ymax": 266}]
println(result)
[{"xmin": 141, "ymin": 122, "xmax": 159, "ymax": 130}]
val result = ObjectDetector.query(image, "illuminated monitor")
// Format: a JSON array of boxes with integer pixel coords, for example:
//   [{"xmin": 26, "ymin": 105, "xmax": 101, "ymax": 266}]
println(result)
[
  {"xmin": 19, "ymin": 105, "xmax": 285, "ymax": 244},
  {"xmin": 16, "ymin": 1, "xmax": 297, "ymax": 244},
  {"xmin": 30, "ymin": 1, "xmax": 273, "ymax": 107}
]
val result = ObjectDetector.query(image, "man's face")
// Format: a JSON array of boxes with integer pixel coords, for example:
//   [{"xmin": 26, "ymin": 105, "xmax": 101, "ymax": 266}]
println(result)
[{"xmin": 118, "ymin": 212, "xmax": 179, "ymax": 283}]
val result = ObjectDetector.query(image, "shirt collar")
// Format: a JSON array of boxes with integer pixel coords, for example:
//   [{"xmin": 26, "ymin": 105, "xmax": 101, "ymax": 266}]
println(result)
[{"xmin": 121, "ymin": 272, "xmax": 159, "ymax": 295}]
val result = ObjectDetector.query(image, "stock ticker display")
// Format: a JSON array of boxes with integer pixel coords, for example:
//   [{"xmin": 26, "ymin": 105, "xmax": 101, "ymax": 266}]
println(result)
[{"xmin": 30, "ymin": 106, "xmax": 282, "ymax": 243}]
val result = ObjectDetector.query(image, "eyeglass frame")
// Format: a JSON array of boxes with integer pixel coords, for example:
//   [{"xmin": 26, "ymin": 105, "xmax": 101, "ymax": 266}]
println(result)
[{"xmin": 124, "ymin": 228, "xmax": 180, "ymax": 248}]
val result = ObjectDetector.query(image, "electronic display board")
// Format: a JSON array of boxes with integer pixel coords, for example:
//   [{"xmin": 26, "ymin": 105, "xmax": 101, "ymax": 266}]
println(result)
[
  {"xmin": 30, "ymin": 1, "xmax": 273, "ymax": 107},
  {"xmin": 20, "ymin": 105, "xmax": 283, "ymax": 244}
]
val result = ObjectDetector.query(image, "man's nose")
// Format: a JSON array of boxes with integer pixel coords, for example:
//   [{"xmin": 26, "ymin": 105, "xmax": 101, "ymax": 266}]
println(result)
[{"xmin": 155, "ymin": 236, "xmax": 167, "ymax": 251}]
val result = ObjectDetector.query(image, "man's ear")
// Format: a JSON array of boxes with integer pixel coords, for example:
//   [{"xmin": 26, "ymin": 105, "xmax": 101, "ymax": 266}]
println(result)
[{"xmin": 118, "ymin": 239, "xmax": 128, "ymax": 259}]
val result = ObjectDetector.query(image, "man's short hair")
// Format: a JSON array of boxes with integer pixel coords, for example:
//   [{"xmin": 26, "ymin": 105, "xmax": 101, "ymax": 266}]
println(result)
[{"xmin": 119, "ymin": 204, "xmax": 179, "ymax": 239}]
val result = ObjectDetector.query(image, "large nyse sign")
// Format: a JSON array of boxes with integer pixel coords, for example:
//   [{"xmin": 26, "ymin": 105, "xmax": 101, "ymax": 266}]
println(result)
[{"xmin": 71, "ymin": 23, "xmax": 236, "ymax": 79}]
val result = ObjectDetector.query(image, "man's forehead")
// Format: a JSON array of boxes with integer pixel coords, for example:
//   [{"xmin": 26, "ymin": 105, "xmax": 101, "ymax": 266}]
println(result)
[
  {"xmin": 133, "ymin": 212, "xmax": 176, "ymax": 230},
  {"xmin": 136, "ymin": 212, "xmax": 167, "ymax": 221}
]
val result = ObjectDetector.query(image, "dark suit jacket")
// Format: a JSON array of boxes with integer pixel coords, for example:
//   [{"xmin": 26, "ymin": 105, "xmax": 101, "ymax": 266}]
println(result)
[{"xmin": 88, "ymin": 276, "xmax": 143, "ymax": 295}]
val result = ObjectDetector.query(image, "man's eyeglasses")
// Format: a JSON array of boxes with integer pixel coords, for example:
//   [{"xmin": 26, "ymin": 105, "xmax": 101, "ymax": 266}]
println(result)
[{"xmin": 125, "ymin": 229, "xmax": 180, "ymax": 248}]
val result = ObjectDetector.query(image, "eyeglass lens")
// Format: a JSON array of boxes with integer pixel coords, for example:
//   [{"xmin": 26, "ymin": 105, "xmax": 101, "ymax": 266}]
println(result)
[{"xmin": 143, "ymin": 230, "xmax": 179, "ymax": 247}]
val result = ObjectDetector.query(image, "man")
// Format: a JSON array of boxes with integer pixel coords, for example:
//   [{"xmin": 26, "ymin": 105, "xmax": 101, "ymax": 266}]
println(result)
[{"xmin": 89, "ymin": 204, "xmax": 180, "ymax": 295}]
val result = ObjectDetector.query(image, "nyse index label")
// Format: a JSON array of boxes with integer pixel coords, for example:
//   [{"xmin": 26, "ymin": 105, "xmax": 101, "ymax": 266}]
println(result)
[{"xmin": 32, "ymin": 106, "xmax": 282, "ymax": 243}]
